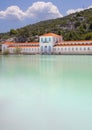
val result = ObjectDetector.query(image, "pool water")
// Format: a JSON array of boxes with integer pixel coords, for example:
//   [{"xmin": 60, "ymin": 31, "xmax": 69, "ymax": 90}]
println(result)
[{"xmin": 0, "ymin": 55, "xmax": 92, "ymax": 130}]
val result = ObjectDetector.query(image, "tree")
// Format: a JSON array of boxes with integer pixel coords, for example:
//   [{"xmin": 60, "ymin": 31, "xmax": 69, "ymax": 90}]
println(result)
[
  {"xmin": 74, "ymin": 21, "xmax": 81, "ymax": 28},
  {"xmin": 10, "ymin": 29, "xmax": 17, "ymax": 36},
  {"xmin": 14, "ymin": 47, "xmax": 21, "ymax": 54},
  {"xmin": 57, "ymin": 30, "xmax": 61, "ymax": 35},
  {"xmin": 89, "ymin": 23, "xmax": 92, "ymax": 30},
  {"xmin": 17, "ymin": 28, "xmax": 29, "ymax": 37},
  {"xmin": 3, "ymin": 49, "xmax": 9, "ymax": 55},
  {"xmin": 85, "ymin": 33, "xmax": 92, "ymax": 40}
]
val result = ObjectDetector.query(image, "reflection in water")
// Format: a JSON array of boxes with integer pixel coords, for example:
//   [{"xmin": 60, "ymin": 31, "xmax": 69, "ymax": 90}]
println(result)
[{"xmin": 0, "ymin": 55, "xmax": 92, "ymax": 130}]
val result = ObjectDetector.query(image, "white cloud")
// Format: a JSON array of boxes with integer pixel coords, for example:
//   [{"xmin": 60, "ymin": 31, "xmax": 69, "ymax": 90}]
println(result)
[
  {"xmin": 67, "ymin": 8, "xmax": 84, "ymax": 15},
  {"xmin": 0, "ymin": 2, "xmax": 62, "ymax": 21},
  {"xmin": 88, "ymin": 5, "xmax": 92, "ymax": 9},
  {"xmin": 26, "ymin": 2, "xmax": 62, "ymax": 20},
  {"xmin": 0, "ymin": 6, "xmax": 25, "ymax": 20},
  {"xmin": 67, "ymin": 5, "xmax": 92, "ymax": 15}
]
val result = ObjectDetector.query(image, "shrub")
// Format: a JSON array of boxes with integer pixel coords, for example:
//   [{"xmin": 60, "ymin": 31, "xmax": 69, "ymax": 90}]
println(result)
[
  {"xmin": 14, "ymin": 47, "xmax": 22, "ymax": 54},
  {"xmin": 3, "ymin": 49, "xmax": 9, "ymax": 55}
]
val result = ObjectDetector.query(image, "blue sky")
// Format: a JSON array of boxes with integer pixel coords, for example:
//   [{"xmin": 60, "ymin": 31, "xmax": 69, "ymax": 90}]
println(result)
[{"xmin": 0, "ymin": 0, "xmax": 92, "ymax": 33}]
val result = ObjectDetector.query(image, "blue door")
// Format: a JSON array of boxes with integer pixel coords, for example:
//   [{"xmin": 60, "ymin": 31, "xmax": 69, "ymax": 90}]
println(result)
[{"xmin": 44, "ymin": 46, "xmax": 47, "ymax": 54}]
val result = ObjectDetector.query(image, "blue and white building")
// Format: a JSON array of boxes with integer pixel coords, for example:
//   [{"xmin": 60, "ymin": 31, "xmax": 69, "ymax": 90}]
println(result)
[{"xmin": 2, "ymin": 33, "xmax": 92, "ymax": 54}]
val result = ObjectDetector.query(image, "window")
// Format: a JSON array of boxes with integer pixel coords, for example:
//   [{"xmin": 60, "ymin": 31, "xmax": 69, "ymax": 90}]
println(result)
[
  {"xmin": 80, "ymin": 48, "xmax": 82, "ymax": 50},
  {"xmin": 53, "ymin": 38, "xmax": 55, "ymax": 42},
  {"xmin": 88, "ymin": 47, "xmax": 90, "ymax": 50},
  {"xmin": 68, "ymin": 48, "xmax": 70, "ymax": 51},
  {"xmin": 45, "ymin": 38, "xmax": 47, "ymax": 42},
  {"xmin": 41, "ymin": 38, "xmax": 43, "ymax": 42},
  {"xmin": 72, "ymin": 48, "xmax": 74, "ymax": 51},
  {"xmin": 48, "ymin": 46, "xmax": 51, "ymax": 53},
  {"xmin": 59, "ymin": 38, "xmax": 61, "ymax": 42},
  {"xmin": 56, "ymin": 38, "xmax": 58, "ymax": 43},
  {"xmin": 84, "ymin": 47, "xmax": 86, "ymax": 50},
  {"xmin": 76, "ymin": 48, "xmax": 78, "ymax": 50},
  {"xmin": 54, "ymin": 48, "xmax": 56, "ymax": 51},
  {"xmin": 65, "ymin": 48, "xmax": 67, "ymax": 51},
  {"xmin": 41, "ymin": 46, "xmax": 43, "ymax": 51},
  {"xmin": 49, "ymin": 38, "xmax": 51, "ymax": 42}
]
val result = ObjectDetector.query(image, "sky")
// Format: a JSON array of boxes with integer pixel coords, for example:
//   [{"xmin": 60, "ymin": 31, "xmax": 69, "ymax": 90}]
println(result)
[{"xmin": 0, "ymin": 0, "xmax": 92, "ymax": 33}]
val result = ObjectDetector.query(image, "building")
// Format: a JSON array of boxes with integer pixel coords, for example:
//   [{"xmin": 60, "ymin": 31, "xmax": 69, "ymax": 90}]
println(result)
[{"xmin": 2, "ymin": 33, "xmax": 92, "ymax": 54}]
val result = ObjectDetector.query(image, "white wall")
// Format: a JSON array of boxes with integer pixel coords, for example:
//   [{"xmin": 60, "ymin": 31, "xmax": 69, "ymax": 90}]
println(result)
[
  {"xmin": 2, "ymin": 44, "xmax": 8, "ymax": 53},
  {"xmin": 20, "ymin": 47, "xmax": 39, "ymax": 54},
  {"xmin": 53, "ymin": 46, "xmax": 92, "ymax": 54},
  {"xmin": 8, "ymin": 47, "xmax": 40, "ymax": 54},
  {"xmin": 39, "ymin": 36, "xmax": 54, "ymax": 54}
]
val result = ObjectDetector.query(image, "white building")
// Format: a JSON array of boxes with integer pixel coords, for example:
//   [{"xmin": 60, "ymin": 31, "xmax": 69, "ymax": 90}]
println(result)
[{"xmin": 2, "ymin": 33, "xmax": 92, "ymax": 54}]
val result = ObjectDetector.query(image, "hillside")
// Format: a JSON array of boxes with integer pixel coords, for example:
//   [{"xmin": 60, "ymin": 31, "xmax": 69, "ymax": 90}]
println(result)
[{"xmin": 0, "ymin": 8, "xmax": 92, "ymax": 42}]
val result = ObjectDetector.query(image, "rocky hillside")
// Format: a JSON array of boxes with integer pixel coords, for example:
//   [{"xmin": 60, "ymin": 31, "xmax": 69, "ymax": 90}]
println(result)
[{"xmin": 0, "ymin": 8, "xmax": 92, "ymax": 42}]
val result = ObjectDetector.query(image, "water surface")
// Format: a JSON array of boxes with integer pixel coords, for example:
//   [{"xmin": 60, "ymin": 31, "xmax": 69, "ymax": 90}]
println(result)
[{"xmin": 0, "ymin": 55, "xmax": 92, "ymax": 130}]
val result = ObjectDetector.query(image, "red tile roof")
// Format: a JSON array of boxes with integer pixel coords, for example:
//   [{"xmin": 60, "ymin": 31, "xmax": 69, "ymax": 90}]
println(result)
[
  {"xmin": 8, "ymin": 45, "xmax": 39, "ymax": 48},
  {"xmin": 40, "ymin": 33, "xmax": 62, "ymax": 37},
  {"xmin": 4, "ymin": 42, "xmax": 14, "ymax": 45},
  {"xmin": 55, "ymin": 44, "xmax": 92, "ymax": 47},
  {"xmin": 5, "ymin": 42, "xmax": 39, "ymax": 45},
  {"xmin": 62, "ymin": 40, "xmax": 92, "ymax": 42}
]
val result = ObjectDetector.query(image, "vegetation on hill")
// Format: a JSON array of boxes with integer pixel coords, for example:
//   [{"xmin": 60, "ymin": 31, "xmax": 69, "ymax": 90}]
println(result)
[{"xmin": 0, "ymin": 8, "xmax": 92, "ymax": 42}]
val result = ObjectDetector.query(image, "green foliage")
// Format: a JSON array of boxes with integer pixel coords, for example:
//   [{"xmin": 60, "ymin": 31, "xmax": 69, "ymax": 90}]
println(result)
[
  {"xmin": 10, "ymin": 29, "xmax": 17, "ymax": 36},
  {"xmin": 84, "ymin": 32, "xmax": 92, "ymax": 40},
  {"xmin": 3, "ymin": 49, "xmax": 9, "ymax": 55},
  {"xmin": 0, "ymin": 8, "xmax": 92, "ymax": 41},
  {"xmin": 76, "ymin": 13, "xmax": 81, "ymax": 17},
  {"xmin": 74, "ymin": 21, "xmax": 81, "ymax": 28},
  {"xmin": 14, "ymin": 47, "xmax": 22, "ymax": 54},
  {"xmin": 89, "ymin": 23, "xmax": 92, "ymax": 30},
  {"xmin": 78, "ymin": 25, "xmax": 85, "ymax": 33}
]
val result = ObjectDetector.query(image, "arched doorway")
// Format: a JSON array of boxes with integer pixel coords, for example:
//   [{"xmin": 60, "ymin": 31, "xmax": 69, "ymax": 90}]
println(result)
[
  {"xmin": 44, "ymin": 46, "xmax": 47, "ymax": 54},
  {"xmin": 48, "ymin": 46, "xmax": 51, "ymax": 54}
]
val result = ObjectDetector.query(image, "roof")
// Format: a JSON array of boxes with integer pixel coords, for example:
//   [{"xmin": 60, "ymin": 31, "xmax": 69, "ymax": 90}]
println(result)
[
  {"xmin": 40, "ymin": 33, "xmax": 62, "ymax": 37},
  {"xmin": 57, "ymin": 40, "xmax": 92, "ymax": 45},
  {"xmin": 8, "ymin": 45, "xmax": 39, "ymax": 48},
  {"xmin": 14, "ymin": 42, "xmax": 39, "ymax": 44},
  {"xmin": 4, "ymin": 42, "xmax": 39, "ymax": 45},
  {"xmin": 62, "ymin": 40, "xmax": 92, "ymax": 43},
  {"xmin": 55, "ymin": 44, "xmax": 92, "ymax": 47},
  {"xmin": 4, "ymin": 42, "xmax": 14, "ymax": 45}
]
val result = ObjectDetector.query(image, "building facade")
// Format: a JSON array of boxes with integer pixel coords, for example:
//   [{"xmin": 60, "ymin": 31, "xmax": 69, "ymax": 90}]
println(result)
[{"xmin": 2, "ymin": 33, "xmax": 92, "ymax": 54}]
